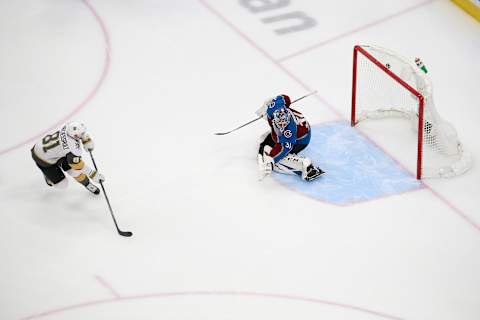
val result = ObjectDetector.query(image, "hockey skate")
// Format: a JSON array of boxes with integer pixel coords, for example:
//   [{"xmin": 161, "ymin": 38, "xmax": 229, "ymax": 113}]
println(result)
[
  {"xmin": 85, "ymin": 182, "xmax": 100, "ymax": 195},
  {"xmin": 303, "ymin": 164, "xmax": 325, "ymax": 182},
  {"xmin": 44, "ymin": 176, "xmax": 54, "ymax": 187}
]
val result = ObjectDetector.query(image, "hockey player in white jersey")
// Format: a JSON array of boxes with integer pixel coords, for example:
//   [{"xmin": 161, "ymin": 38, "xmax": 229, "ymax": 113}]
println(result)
[{"xmin": 30, "ymin": 122, "xmax": 105, "ymax": 194}]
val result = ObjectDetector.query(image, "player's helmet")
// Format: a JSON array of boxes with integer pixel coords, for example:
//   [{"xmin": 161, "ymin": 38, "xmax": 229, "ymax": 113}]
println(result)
[
  {"xmin": 273, "ymin": 95, "xmax": 285, "ymax": 109},
  {"xmin": 66, "ymin": 122, "xmax": 86, "ymax": 140},
  {"xmin": 272, "ymin": 95, "xmax": 291, "ymax": 109},
  {"xmin": 267, "ymin": 95, "xmax": 290, "ymax": 122},
  {"xmin": 272, "ymin": 108, "xmax": 291, "ymax": 131}
]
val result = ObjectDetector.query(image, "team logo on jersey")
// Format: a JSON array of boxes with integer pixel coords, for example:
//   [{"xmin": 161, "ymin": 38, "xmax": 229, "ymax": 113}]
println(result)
[{"xmin": 283, "ymin": 130, "xmax": 292, "ymax": 138}]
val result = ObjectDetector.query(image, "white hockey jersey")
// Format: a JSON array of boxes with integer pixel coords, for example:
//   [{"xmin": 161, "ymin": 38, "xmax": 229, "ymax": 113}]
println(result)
[{"xmin": 33, "ymin": 125, "xmax": 83, "ymax": 165}]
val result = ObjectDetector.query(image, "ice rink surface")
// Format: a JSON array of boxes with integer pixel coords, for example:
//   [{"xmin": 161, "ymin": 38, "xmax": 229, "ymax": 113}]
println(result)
[{"xmin": 0, "ymin": 0, "xmax": 479, "ymax": 319}]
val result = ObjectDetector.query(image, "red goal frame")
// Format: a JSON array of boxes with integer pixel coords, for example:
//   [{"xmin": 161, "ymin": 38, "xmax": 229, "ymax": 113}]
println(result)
[{"xmin": 351, "ymin": 45, "xmax": 425, "ymax": 180}]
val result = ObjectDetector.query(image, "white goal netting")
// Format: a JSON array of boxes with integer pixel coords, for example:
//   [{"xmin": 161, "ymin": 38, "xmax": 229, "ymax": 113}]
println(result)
[{"xmin": 352, "ymin": 45, "xmax": 472, "ymax": 179}]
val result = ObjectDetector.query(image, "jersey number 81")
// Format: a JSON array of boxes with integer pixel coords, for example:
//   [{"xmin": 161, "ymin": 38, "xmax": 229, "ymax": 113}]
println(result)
[{"xmin": 42, "ymin": 131, "xmax": 60, "ymax": 152}]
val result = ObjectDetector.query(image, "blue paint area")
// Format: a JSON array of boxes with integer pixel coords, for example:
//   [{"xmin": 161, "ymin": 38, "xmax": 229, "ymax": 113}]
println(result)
[{"xmin": 273, "ymin": 122, "xmax": 422, "ymax": 205}]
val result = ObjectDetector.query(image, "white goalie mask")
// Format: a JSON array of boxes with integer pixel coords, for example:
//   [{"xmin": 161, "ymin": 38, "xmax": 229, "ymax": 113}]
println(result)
[
  {"xmin": 272, "ymin": 108, "xmax": 291, "ymax": 131},
  {"xmin": 66, "ymin": 121, "xmax": 86, "ymax": 140}
]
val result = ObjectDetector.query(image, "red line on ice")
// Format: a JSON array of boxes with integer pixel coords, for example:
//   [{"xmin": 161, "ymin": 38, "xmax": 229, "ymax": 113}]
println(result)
[
  {"xmin": 94, "ymin": 275, "xmax": 121, "ymax": 299},
  {"xmin": 20, "ymin": 290, "xmax": 404, "ymax": 320},
  {"xmin": 0, "ymin": 0, "xmax": 111, "ymax": 156}
]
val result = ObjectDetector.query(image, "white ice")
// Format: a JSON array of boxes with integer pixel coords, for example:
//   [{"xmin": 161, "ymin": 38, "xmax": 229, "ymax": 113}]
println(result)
[{"xmin": 0, "ymin": 0, "xmax": 479, "ymax": 319}]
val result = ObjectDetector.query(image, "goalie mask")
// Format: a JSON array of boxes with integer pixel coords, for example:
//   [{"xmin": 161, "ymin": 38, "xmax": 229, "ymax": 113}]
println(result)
[
  {"xmin": 273, "ymin": 94, "xmax": 290, "ymax": 109},
  {"xmin": 272, "ymin": 108, "xmax": 291, "ymax": 131}
]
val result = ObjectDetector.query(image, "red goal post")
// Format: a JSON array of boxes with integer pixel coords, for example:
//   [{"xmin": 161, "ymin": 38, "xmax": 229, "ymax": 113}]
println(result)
[{"xmin": 351, "ymin": 44, "xmax": 471, "ymax": 179}]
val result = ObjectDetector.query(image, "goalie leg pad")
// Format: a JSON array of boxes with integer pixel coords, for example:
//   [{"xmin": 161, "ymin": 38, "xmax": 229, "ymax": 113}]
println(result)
[
  {"xmin": 273, "ymin": 153, "xmax": 324, "ymax": 181},
  {"xmin": 273, "ymin": 153, "xmax": 309, "ymax": 177},
  {"xmin": 258, "ymin": 145, "xmax": 274, "ymax": 180},
  {"xmin": 258, "ymin": 145, "xmax": 325, "ymax": 181},
  {"xmin": 273, "ymin": 154, "xmax": 306, "ymax": 177}
]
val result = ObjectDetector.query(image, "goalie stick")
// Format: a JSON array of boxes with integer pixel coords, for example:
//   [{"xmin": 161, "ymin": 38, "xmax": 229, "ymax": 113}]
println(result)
[
  {"xmin": 89, "ymin": 151, "xmax": 133, "ymax": 238},
  {"xmin": 214, "ymin": 90, "xmax": 317, "ymax": 136}
]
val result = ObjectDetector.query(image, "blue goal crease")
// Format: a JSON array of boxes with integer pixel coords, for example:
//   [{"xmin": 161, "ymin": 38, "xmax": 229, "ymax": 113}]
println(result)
[{"xmin": 273, "ymin": 121, "xmax": 422, "ymax": 206}]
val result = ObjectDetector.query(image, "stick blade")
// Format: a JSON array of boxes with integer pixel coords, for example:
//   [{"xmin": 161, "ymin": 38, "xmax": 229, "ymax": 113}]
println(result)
[
  {"xmin": 119, "ymin": 230, "xmax": 133, "ymax": 237},
  {"xmin": 213, "ymin": 132, "xmax": 229, "ymax": 135}
]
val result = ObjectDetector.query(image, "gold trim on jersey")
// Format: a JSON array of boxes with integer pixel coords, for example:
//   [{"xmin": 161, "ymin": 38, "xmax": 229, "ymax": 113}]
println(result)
[
  {"xmin": 89, "ymin": 170, "xmax": 97, "ymax": 179},
  {"xmin": 69, "ymin": 160, "xmax": 85, "ymax": 170},
  {"xmin": 75, "ymin": 173, "xmax": 89, "ymax": 186}
]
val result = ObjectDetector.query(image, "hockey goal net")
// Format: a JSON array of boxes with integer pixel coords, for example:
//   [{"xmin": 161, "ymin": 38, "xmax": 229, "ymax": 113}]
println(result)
[{"xmin": 351, "ymin": 45, "xmax": 472, "ymax": 179}]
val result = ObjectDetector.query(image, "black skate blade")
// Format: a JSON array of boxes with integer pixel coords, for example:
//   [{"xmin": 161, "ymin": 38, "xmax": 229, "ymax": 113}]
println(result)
[{"xmin": 305, "ymin": 168, "xmax": 325, "ymax": 182}]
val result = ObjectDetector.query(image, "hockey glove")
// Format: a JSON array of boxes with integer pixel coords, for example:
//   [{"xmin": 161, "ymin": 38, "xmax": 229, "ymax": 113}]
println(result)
[
  {"xmin": 81, "ymin": 165, "xmax": 105, "ymax": 184},
  {"xmin": 82, "ymin": 134, "xmax": 95, "ymax": 152},
  {"xmin": 255, "ymin": 97, "xmax": 275, "ymax": 120},
  {"xmin": 90, "ymin": 171, "xmax": 105, "ymax": 184}
]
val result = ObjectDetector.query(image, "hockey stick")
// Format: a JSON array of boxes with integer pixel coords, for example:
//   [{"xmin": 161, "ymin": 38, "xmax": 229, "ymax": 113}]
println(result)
[
  {"xmin": 214, "ymin": 116, "xmax": 262, "ymax": 136},
  {"xmin": 89, "ymin": 151, "xmax": 133, "ymax": 238},
  {"xmin": 214, "ymin": 90, "xmax": 317, "ymax": 135}
]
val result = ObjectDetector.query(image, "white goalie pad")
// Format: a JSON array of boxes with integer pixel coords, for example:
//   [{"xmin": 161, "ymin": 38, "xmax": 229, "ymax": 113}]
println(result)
[
  {"xmin": 258, "ymin": 145, "xmax": 314, "ymax": 180},
  {"xmin": 273, "ymin": 153, "xmax": 312, "ymax": 180},
  {"xmin": 257, "ymin": 145, "xmax": 273, "ymax": 180}
]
